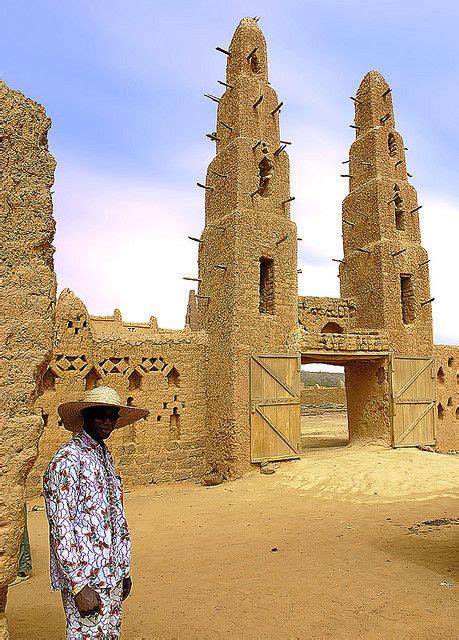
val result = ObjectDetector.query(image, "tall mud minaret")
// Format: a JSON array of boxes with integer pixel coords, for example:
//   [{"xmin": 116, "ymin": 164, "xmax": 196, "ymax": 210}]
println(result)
[
  {"xmin": 196, "ymin": 18, "xmax": 299, "ymax": 475},
  {"xmin": 340, "ymin": 70, "xmax": 433, "ymax": 356}
]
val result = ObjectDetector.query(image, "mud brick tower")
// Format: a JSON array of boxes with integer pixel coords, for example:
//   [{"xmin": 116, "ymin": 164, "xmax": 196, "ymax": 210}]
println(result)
[
  {"xmin": 196, "ymin": 18, "xmax": 299, "ymax": 475},
  {"xmin": 339, "ymin": 71, "xmax": 436, "ymax": 448},
  {"xmin": 340, "ymin": 71, "xmax": 433, "ymax": 356}
]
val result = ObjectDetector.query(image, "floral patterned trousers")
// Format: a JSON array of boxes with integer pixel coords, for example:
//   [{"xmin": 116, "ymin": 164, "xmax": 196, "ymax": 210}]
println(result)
[{"xmin": 61, "ymin": 582, "xmax": 123, "ymax": 639}]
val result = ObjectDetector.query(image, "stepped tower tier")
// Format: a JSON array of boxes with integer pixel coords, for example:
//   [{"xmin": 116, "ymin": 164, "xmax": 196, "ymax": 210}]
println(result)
[
  {"xmin": 196, "ymin": 18, "xmax": 299, "ymax": 475},
  {"xmin": 340, "ymin": 70, "xmax": 433, "ymax": 355}
]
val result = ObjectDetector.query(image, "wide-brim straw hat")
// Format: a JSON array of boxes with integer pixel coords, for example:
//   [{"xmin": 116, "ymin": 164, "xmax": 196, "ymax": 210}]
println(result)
[{"xmin": 58, "ymin": 386, "xmax": 149, "ymax": 432}]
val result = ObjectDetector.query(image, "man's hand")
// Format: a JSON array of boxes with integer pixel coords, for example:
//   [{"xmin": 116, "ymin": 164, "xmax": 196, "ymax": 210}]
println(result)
[
  {"xmin": 74, "ymin": 586, "xmax": 103, "ymax": 617},
  {"xmin": 122, "ymin": 576, "xmax": 132, "ymax": 601}
]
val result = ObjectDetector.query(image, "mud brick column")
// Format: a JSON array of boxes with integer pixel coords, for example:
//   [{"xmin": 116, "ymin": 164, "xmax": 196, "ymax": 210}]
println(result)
[
  {"xmin": 0, "ymin": 81, "xmax": 56, "ymax": 639},
  {"xmin": 196, "ymin": 18, "xmax": 299, "ymax": 476}
]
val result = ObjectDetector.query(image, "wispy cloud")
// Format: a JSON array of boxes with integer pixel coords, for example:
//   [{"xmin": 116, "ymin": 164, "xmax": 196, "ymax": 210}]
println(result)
[{"xmin": 53, "ymin": 156, "xmax": 203, "ymax": 328}]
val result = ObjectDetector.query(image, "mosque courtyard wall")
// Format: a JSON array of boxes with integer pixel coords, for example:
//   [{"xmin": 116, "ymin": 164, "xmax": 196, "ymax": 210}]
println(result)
[{"xmin": 27, "ymin": 290, "xmax": 208, "ymax": 496}]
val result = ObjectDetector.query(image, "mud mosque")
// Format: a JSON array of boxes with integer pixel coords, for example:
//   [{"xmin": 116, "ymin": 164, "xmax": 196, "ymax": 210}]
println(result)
[{"xmin": 1, "ymin": 17, "xmax": 458, "ymax": 636}]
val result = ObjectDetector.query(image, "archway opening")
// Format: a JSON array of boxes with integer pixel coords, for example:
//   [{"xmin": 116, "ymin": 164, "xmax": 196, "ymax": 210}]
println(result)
[
  {"xmin": 321, "ymin": 321, "xmax": 344, "ymax": 334},
  {"xmin": 300, "ymin": 362, "xmax": 348, "ymax": 449}
]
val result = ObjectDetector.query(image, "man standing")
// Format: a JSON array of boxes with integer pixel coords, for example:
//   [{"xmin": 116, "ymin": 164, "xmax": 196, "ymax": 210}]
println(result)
[{"xmin": 43, "ymin": 386, "xmax": 148, "ymax": 639}]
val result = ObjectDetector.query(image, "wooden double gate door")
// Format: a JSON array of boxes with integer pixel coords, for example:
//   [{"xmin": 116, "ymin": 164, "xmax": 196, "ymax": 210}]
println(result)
[
  {"xmin": 249, "ymin": 353, "xmax": 436, "ymax": 462},
  {"xmin": 390, "ymin": 355, "xmax": 436, "ymax": 447},
  {"xmin": 250, "ymin": 354, "xmax": 301, "ymax": 462}
]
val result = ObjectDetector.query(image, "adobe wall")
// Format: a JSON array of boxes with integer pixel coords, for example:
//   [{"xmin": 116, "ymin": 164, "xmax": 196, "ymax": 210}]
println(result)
[
  {"xmin": 0, "ymin": 82, "xmax": 56, "ymax": 639},
  {"xmin": 434, "ymin": 345, "xmax": 459, "ymax": 452},
  {"xmin": 29, "ymin": 289, "xmax": 208, "ymax": 496},
  {"xmin": 300, "ymin": 386, "xmax": 347, "ymax": 406}
]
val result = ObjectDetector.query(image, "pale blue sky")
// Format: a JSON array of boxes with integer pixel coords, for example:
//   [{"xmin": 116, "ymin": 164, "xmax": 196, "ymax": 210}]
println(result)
[{"xmin": 2, "ymin": 1, "xmax": 458, "ymax": 343}]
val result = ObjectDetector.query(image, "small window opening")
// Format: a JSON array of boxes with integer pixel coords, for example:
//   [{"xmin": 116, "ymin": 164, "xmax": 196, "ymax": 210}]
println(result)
[
  {"xmin": 250, "ymin": 53, "xmax": 261, "ymax": 73},
  {"xmin": 321, "ymin": 322, "xmax": 344, "ymax": 334},
  {"xmin": 400, "ymin": 275, "xmax": 415, "ymax": 324},
  {"xmin": 167, "ymin": 367, "xmax": 180, "ymax": 387},
  {"xmin": 395, "ymin": 209, "xmax": 405, "ymax": 230},
  {"xmin": 437, "ymin": 367, "xmax": 445, "ymax": 384},
  {"xmin": 437, "ymin": 403, "xmax": 445, "ymax": 420},
  {"xmin": 127, "ymin": 396, "xmax": 134, "ymax": 406},
  {"xmin": 128, "ymin": 370, "xmax": 142, "ymax": 391},
  {"xmin": 259, "ymin": 257, "xmax": 274, "ymax": 314},
  {"xmin": 169, "ymin": 407, "xmax": 181, "ymax": 438},
  {"xmin": 42, "ymin": 368, "xmax": 57, "ymax": 391},
  {"xmin": 456, "ymin": 407, "xmax": 459, "ymax": 420},
  {"xmin": 394, "ymin": 185, "xmax": 405, "ymax": 230},
  {"xmin": 42, "ymin": 413, "xmax": 49, "ymax": 428},
  {"xmin": 388, "ymin": 133, "xmax": 397, "ymax": 157},
  {"xmin": 448, "ymin": 356, "xmax": 454, "ymax": 367},
  {"xmin": 258, "ymin": 156, "xmax": 274, "ymax": 197},
  {"xmin": 85, "ymin": 367, "xmax": 101, "ymax": 391},
  {"xmin": 447, "ymin": 397, "xmax": 453, "ymax": 407}
]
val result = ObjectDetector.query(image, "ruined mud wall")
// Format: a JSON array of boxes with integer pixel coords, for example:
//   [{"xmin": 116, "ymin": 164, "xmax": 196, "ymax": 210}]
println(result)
[
  {"xmin": 0, "ymin": 82, "xmax": 56, "ymax": 638},
  {"xmin": 298, "ymin": 297, "xmax": 356, "ymax": 334},
  {"xmin": 29, "ymin": 290, "xmax": 207, "ymax": 494},
  {"xmin": 300, "ymin": 386, "xmax": 347, "ymax": 406},
  {"xmin": 434, "ymin": 345, "xmax": 459, "ymax": 452}
]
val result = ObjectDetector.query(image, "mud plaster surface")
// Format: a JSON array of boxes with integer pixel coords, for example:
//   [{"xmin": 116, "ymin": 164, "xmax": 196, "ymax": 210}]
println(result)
[{"xmin": 8, "ymin": 448, "xmax": 458, "ymax": 639}]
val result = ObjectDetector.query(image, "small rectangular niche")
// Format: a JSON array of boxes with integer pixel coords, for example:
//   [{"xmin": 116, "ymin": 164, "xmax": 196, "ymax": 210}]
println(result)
[
  {"xmin": 259, "ymin": 257, "xmax": 274, "ymax": 314},
  {"xmin": 395, "ymin": 208, "xmax": 406, "ymax": 230},
  {"xmin": 400, "ymin": 274, "xmax": 416, "ymax": 324}
]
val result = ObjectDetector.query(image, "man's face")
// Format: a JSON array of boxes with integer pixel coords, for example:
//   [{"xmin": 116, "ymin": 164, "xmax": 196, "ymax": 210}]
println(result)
[{"xmin": 82, "ymin": 406, "xmax": 120, "ymax": 441}]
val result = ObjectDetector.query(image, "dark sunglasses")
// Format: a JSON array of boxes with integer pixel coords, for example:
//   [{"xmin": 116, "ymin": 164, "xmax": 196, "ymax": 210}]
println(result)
[{"xmin": 92, "ymin": 407, "xmax": 120, "ymax": 422}]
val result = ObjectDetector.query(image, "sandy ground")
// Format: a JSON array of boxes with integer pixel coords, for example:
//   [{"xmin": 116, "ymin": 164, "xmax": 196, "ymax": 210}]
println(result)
[
  {"xmin": 7, "ymin": 447, "xmax": 458, "ymax": 640},
  {"xmin": 301, "ymin": 412, "xmax": 349, "ymax": 449}
]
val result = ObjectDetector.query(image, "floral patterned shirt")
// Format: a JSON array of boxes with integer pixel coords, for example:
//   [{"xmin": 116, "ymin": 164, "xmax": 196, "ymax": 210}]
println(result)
[{"xmin": 43, "ymin": 429, "xmax": 131, "ymax": 591}]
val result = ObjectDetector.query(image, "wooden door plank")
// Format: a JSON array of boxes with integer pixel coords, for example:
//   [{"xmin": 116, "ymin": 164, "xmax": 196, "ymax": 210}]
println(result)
[
  {"xmin": 394, "ymin": 358, "xmax": 433, "ymax": 399},
  {"xmin": 252, "ymin": 356, "xmax": 296, "ymax": 397},
  {"xmin": 392, "ymin": 355, "xmax": 436, "ymax": 447},
  {"xmin": 255, "ymin": 407, "xmax": 300, "ymax": 455},
  {"xmin": 396, "ymin": 402, "xmax": 435, "ymax": 445},
  {"xmin": 250, "ymin": 354, "xmax": 301, "ymax": 462}
]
